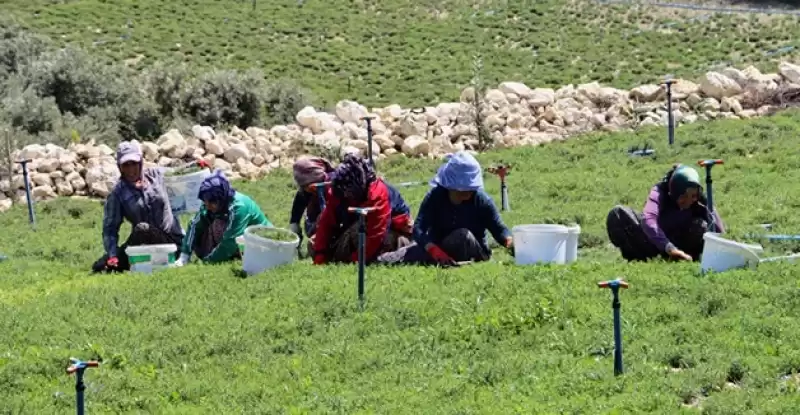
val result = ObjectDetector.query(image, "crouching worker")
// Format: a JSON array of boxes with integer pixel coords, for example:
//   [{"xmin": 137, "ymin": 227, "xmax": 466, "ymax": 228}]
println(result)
[
  {"xmin": 377, "ymin": 151, "xmax": 514, "ymax": 267},
  {"xmin": 175, "ymin": 170, "xmax": 273, "ymax": 266},
  {"xmin": 92, "ymin": 141, "xmax": 185, "ymax": 273},
  {"xmin": 312, "ymin": 154, "xmax": 412, "ymax": 265},
  {"xmin": 289, "ymin": 157, "xmax": 336, "ymax": 254},
  {"xmin": 606, "ymin": 163, "xmax": 725, "ymax": 262}
]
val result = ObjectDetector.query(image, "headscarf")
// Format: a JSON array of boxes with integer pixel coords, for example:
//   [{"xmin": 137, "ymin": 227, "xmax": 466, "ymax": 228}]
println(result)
[
  {"xmin": 665, "ymin": 164, "xmax": 702, "ymax": 201},
  {"xmin": 198, "ymin": 170, "xmax": 236, "ymax": 209},
  {"xmin": 429, "ymin": 151, "xmax": 484, "ymax": 191},
  {"xmin": 331, "ymin": 153, "xmax": 376, "ymax": 201},
  {"xmin": 116, "ymin": 141, "xmax": 143, "ymax": 166},
  {"xmin": 293, "ymin": 157, "xmax": 335, "ymax": 188}
]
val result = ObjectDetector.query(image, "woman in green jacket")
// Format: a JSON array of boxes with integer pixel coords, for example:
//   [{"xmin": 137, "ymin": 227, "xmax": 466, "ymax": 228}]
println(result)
[{"xmin": 174, "ymin": 170, "xmax": 272, "ymax": 266}]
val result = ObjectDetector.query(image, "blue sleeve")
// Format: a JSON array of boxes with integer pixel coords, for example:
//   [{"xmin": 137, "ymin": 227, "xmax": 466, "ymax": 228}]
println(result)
[
  {"xmin": 289, "ymin": 190, "xmax": 308, "ymax": 224},
  {"xmin": 478, "ymin": 191, "xmax": 512, "ymax": 245},
  {"xmin": 412, "ymin": 188, "xmax": 436, "ymax": 248},
  {"xmin": 102, "ymin": 189, "xmax": 124, "ymax": 257}
]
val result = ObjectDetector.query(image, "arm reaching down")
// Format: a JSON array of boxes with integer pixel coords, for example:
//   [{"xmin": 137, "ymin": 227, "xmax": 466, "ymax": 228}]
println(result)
[
  {"xmin": 102, "ymin": 190, "xmax": 124, "ymax": 258},
  {"xmin": 641, "ymin": 187, "xmax": 675, "ymax": 252}
]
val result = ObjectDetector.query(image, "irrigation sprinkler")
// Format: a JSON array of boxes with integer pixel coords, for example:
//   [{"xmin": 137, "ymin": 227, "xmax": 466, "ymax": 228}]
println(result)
[
  {"xmin": 487, "ymin": 163, "xmax": 512, "ymax": 211},
  {"xmin": 348, "ymin": 206, "xmax": 375, "ymax": 310},
  {"xmin": 362, "ymin": 116, "xmax": 375, "ymax": 166},
  {"xmin": 66, "ymin": 358, "xmax": 99, "ymax": 415},
  {"xmin": 661, "ymin": 75, "xmax": 676, "ymax": 146},
  {"xmin": 697, "ymin": 159, "xmax": 724, "ymax": 233},
  {"xmin": 597, "ymin": 278, "xmax": 629, "ymax": 376},
  {"xmin": 16, "ymin": 159, "xmax": 36, "ymax": 230},
  {"xmin": 628, "ymin": 142, "xmax": 655, "ymax": 157}
]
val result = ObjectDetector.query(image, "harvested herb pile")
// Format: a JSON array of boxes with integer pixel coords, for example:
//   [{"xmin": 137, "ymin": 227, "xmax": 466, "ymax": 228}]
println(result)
[
  {"xmin": 251, "ymin": 227, "xmax": 297, "ymax": 242},
  {"xmin": 165, "ymin": 165, "xmax": 204, "ymax": 177}
]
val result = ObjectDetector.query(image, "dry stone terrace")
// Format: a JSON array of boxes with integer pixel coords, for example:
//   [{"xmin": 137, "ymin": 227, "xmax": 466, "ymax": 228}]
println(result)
[{"xmin": 2, "ymin": 61, "xmax": 800, "ymax": 213}]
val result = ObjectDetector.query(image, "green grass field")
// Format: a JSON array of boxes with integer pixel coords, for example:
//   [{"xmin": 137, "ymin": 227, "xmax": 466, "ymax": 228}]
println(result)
[
  {"xmin": 4, "ymin": 112, "xmax": 800, "ymax": 413},
  {"xmin": 5, "ymin": 0, "xmax": 800, "ymax": 108}
]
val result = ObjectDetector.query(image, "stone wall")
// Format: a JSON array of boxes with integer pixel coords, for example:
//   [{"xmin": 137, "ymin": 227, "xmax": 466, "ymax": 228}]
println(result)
[{"xmin": 2, "ymin": 61, "xmax": 800, "ymax": 213}]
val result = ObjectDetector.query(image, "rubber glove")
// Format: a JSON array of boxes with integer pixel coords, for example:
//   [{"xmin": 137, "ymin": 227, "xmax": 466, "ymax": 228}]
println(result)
[
  {"xmin": 289, "ymin": 223, "xmax": 302, "ymax": 237},
  {"xmin": 313, "ymin": 254, "xmax": 327, "ymax": 265},
  {"xmin": 425, "ymin": 244, "xmax": 456, "ymax": 266},
  {"xmin": 174, "ymin": 253, "xmax": 190, "ymax": 267},
  {"xmin": 106, "ymin": 256, "xmax": 119, "ymax": 268}
]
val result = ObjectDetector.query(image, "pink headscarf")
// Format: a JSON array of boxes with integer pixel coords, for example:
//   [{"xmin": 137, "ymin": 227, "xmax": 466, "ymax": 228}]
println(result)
[{"xmin": 292, "ymin": 157, "xmax": 335, "ymax": 188}]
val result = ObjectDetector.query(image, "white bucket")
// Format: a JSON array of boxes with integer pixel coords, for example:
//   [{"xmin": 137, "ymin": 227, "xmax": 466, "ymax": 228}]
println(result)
[
  {"xmin": 164, "ymin": 169, "xmax": 211, "ymax": 215},
  {"xmin": 125, "ymin": 244, "xmax": 178, "ymax": 274},
  {"xmin": 565, "ymin": 225, "xmax": 581, "ymax": 263},
  {"xmin": 512, "ymin": 224, "xmax": 570, "ymax": 265},
  {"xmin": 242, "ymin": 225, "xmax": 299, "ymax": 276},
  {"xmin": 700, "ymin": 232, "xmax": 763, "ymax": 273}
]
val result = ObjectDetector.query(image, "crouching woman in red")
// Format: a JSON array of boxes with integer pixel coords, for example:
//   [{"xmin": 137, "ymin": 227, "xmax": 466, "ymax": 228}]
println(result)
[{"xmin": 312, "ymin": 154, "xmax": 411, "ymax": 265}]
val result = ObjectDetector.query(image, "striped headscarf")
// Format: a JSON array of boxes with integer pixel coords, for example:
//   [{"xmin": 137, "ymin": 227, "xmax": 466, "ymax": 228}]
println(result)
[{"xmin": 331, "ymin": 153, "xmax": 376, "ymax": 202}]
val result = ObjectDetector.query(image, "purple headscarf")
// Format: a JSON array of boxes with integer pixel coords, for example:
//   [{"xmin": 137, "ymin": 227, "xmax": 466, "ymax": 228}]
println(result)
[{"xmin": 198, "ymin": 170, "xmax": 236, "ymax": 208}]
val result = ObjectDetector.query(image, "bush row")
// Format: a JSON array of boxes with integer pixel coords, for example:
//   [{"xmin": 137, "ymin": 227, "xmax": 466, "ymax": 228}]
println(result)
[{"xmin": 0, "ymin": 19, "xmax": 313, "ymax": 151}]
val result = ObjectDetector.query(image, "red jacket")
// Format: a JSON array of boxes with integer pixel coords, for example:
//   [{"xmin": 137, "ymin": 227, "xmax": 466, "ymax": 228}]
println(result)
[{"xmin": 313, "ymin": 179, "xmax": 392, "ymax": 264}]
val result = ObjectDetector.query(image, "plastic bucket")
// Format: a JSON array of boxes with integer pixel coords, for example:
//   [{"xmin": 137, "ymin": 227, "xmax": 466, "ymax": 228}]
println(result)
[
  {"xmin": 164, "ymin": 169, "xmax": 211, "ymax": 215},
  {"xmin": 242, "ymin": 225, "xmax": 299, "ymax": 276},
  {"xmin": 512, "ymin": 224, "xmax": 570, "ymax": 265},
  {"xmin": 700, "ymin": 232, "xmax": 762, "ymax": 273},
  {"xmin": 565, "ymin": 225, "xmax": 581, "ymax": 263},
  {"xmin": 125, "ymin": 244, "xmax": 178, "ymax": 274}
]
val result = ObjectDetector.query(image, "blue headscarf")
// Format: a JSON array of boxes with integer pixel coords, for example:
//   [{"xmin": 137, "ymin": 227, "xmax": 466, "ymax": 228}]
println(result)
[
  {"xmin": 198, "ymin": 170, "xmax": 236, "ymax": 209},
  {"xmin": 429, "ymin": 151, "xmax": 484, "ymax": 191}
]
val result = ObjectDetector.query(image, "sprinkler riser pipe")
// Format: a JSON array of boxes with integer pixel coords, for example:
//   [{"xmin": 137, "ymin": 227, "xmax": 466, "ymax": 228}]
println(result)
[
  {"xmin": 364, "ymin": 117, "xmax": 375, "ymax": 166},
  {"xmin": 76, "ymin": 370, "xmax": 85, "ymax": 415},
  {"xmin": 357, "ymin": 216, "xmax": 366, "ymax": 307},
  {"xmin": 500, "ymin": 181, "xmax": 510, "ymax": 211},
  {"xmin": 19, "ymin": 161, "xmax": 36, "ymax": 228},
  {"xmin": 612, "ymin": 290, "xmax": 623, "ymax": 376},
  {"xmin": 666, "ymin": 82, "xmax": 675, "ymax": 146}
]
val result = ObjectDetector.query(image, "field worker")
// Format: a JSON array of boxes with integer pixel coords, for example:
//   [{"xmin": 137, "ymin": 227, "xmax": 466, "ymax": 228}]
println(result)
[
  {"xmin": 288, "ymin": 156, "xmax": 337, "ymax": 254},
  {"xmin": 606, "ymin": 163, "xmax": 725, "ymax": 262},
  {"xmin": 376, "ymin": 151, "xmax": 514, "ymax": 267},
  {"xmin": 312, "ymin": 153, "xmax": 412, "ymax": 265},
  {"xmin": 175, "ymin": 170, "xmax": 273, "ymax": 266},
  {"xmin": 92, "ymin": 141, "xmax": 185, "ymax": 273}
]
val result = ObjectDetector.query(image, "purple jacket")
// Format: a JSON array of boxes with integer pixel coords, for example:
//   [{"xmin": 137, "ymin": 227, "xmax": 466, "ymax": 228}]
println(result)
[{"xmin": 641, "ymin": 185, "xmax": 725, "ymax": 252}]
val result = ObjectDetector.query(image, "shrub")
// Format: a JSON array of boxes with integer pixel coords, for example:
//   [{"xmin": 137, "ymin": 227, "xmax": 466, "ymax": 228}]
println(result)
[
  {"xmin": 144, "ymin": 63, "xmax": 190, "ymax": 120},
  {"xmin": 263, "ymin": 79, "xmax": 313, "ymax": 127},
  {"xmin": 1, "ymin": 79, "xmax": 61, "ymax": 135},
  {"xmin": 180, "ymin": 69, "xmax": 267, "ymax": 128}
]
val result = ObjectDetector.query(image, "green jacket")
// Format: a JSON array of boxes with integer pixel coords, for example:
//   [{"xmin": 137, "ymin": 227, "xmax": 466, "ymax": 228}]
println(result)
[{"xmin": 181, "ymin": 192, "xmax": 272, "ymax": 263}]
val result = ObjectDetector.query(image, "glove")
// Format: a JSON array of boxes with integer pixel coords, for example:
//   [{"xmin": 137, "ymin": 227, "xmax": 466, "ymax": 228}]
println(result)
[
  {"xmin": 289, "ymin": 223, "xmax": 302, "ymax": 237},
  {"xmin": 196, "ymin": 159, "xmax": 210, "ymax": 169},
  {"xmin": 174, "ymin": 253, "xmax": 190, "ymax": 267},
  {"xmin": 505, "ymin": 237, "xmax": 515, "ymax": 257},
  {"xmin": 313, "ymin": 254, "xmax": 326, "ymax": 265},
  {"xmin": 106, "ymin": 256, "xmax": 119, "ymax": 268},
  {"xmin": 426, "ymin": 244, "xmax": 456, "ymax": 266}
]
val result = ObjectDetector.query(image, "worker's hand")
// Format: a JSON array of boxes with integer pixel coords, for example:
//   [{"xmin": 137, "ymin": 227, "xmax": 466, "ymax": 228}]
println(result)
[
  {"xmin": 289, "ymin": 223, "xmax": 302, "ymax": 237},
  {"xmin": 313, "ymin": 254, "xmax": 326, "ymax": 265},
  {"xmin": 667, "ymin": 248, "xmax": 693, "ymax": 261},
  {"xmin": 174, "ymin": 253, "xmax": 190, "ymax": 267},
  {"xmin": 504, "ymin": 236, "xmax": 515, "ymax": 257},
  {"xmin": 106, "ymin": 256, "xmax": 119, "ymax": 268},
  {"xmin": 425, "ymin": 243, "xmax": 457, "ymax": 267},
  {"xmin": 196, "ymin": 159, "xmax": 211, "ymax": 169}
]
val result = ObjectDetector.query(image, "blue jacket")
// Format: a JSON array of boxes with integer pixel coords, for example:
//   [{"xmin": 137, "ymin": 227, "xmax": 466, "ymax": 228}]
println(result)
[{"xmin": 413, "ymin": 186, "xmax": 511, "ymax": 252}]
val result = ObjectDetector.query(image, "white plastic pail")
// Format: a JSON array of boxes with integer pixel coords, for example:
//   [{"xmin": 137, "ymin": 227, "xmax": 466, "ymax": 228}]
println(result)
[
  {"xmin": 242, "ymin": 226, "xmax": 299, "ymax": 276},
  {"xmin": 164, "ymin": 169, "xmax": 211, "ymax": 215},
  {"xmin": 565, "ymin": 225, "xmax": 581, "ymax": 263},
  {"xmin": 512, "ymin": 224, "xmax": 570, "ymax": 265},
  {"xmin": 125, "ymin": 244, "xmax": 178, "ymax": 274},
  {"xmin": 700, "ymin": 232, "xmax": 762, "ymax": 273}
]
